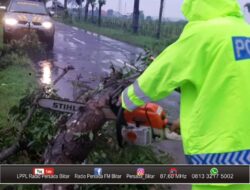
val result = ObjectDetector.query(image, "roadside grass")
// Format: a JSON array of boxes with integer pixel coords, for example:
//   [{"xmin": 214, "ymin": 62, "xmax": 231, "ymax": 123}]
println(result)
[
  {"xmin": 0, "ymin": 63, "xmax": 37, "ymax": 128},
  {"xmin": 0, "ymin": 20, "xmax": 37, "ymax": 128},
  {"xmin": 57, "ymin": 17, "xmax": 179, "ymax": 54}
]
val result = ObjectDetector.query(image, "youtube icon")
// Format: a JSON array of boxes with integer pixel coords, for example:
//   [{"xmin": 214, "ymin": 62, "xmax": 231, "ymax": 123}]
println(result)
[
  {"xmin": 32, "ymin": 167, "xmax": 55, "ymax": 176},
  {"xmin": 44, "ymin": 168, "xmax": 55, "ymax": 175}
]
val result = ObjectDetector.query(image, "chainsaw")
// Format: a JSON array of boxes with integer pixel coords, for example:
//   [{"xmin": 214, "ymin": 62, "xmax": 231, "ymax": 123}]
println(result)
[
  {"xmin": 38, "ymin": 96, "xmax": 174, "ymax": 148},
  {"xmin": 38, "ymin": 71, "xmax": 177, "ymax": 147},
  {"xmin": 115, "ymin": 103, "xmax": 173, "ymax": 147}
]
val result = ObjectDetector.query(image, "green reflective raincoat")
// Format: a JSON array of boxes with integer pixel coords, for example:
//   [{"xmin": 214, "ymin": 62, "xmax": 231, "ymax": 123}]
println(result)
[{"xmin": 122, "ymin": 0, "xmax": 250, "ymax": 189}]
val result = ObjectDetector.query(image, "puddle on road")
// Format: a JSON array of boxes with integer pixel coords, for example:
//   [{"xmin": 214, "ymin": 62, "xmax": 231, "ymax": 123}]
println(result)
[
  {"xmin": 38, "ymin": 56, "xmax": 95, "ymax": 100},
  {"xmin": 40, "ymin": 60, "xmax": 52, "ymax": 85}
]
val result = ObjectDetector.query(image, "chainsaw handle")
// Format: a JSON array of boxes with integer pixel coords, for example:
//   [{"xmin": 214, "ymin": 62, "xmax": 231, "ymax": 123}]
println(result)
[{"xmin": 116, "ymin": 106, "xmax": 126, "ymax": 148}]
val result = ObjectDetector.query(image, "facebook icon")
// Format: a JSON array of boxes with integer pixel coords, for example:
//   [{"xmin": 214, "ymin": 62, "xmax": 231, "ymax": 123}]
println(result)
[{"xmin": 94, "ymin": 168, "xmax": 103, "ymax": 176}]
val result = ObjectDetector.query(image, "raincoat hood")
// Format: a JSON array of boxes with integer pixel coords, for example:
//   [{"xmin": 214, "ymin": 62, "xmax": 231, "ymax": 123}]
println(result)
[{"xmin": 182, "ymin": 0, "xmax": 243, "ymax": 21}]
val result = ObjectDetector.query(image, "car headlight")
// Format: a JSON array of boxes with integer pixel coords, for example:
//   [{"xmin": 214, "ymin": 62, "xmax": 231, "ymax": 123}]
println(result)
[
  {"xmin": 42, "ymin": 21, "xmax": 53, "ymax": 29},
  {"xmin": 4, "ymin": 18, "xmax": 18, "ymax": 26}
]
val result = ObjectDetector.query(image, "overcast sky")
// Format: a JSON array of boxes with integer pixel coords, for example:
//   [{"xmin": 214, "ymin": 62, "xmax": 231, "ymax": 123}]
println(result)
[{"xmin": 102, "ymin": 0, "xmax": 250, "ymax": 21}]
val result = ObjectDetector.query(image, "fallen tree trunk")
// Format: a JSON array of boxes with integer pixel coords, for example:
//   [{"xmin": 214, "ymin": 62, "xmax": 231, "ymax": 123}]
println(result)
[
  {"xmin": 43, "ymin": 69, "xmax": 137, "ymax": 165},
  {"xmin": 42, "ymin": 92, "xmax": 114, "ymax": 190},
  {"xmin": 43, "ymin": 96, "xmax": 109, "ymax": 164},
  {"xmin": 42, "ymin": 70, "xmax": 136, "ymax": 190}
]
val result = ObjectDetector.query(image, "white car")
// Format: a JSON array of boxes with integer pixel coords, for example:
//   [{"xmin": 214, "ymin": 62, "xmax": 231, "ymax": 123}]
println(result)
[{"xmin": 2, "ymin": 0, "xmax": 55, "ymax": 49}]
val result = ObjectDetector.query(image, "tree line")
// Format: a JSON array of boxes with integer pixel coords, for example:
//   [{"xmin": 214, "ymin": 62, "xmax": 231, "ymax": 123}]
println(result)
[
  {"xmin": 63, "ymin": 0, "xmax": 166, "ymax": 38},
  {"xmin": 71, "ymin": 0, "xmax": 106, "ymax": 26}
]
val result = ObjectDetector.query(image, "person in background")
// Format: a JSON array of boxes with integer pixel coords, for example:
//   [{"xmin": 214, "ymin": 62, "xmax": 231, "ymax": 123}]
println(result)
[{"xmin": 121, "ymin": 0, "xmax": 250, "ymax": 189}]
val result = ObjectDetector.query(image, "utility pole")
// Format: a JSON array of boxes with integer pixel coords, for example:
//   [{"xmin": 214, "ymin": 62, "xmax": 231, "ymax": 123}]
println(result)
[
  {"xmin": 64, "ymin": 0, "xmax": 68, "ymax": 9},
  {"xmin": 85, "ymin": 0, "xmax": 90, "ymax": 21},
  {"xmin": 64, "ymin": 0, "xmax": 68, "ymax": 16},
  {"xmin": 125, "ymin": 1, "xmax": 127, "ymax": 14},
  {"xmin": 53, "ymin": 0, "xmax": 58, "ymax": 16},
  {"xmin": 79, "ymin": 0, "xmax": 83, "ymax": 20},
  {"xmin": 156, "ymin": 0, "xmax": 164, "ymax": 39},
  {"xmin": 132, "ymin": 0, "xmax": 140, "ymax": 33}
]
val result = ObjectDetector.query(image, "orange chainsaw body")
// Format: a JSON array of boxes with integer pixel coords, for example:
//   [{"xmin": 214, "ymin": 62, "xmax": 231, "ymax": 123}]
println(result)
[{"xmin": 123, "ymin": 103, "xmax": 168, "ymax": 129}]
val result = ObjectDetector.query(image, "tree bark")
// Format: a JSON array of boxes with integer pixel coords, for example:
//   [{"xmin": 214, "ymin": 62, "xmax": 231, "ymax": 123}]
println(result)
[
  {"xmin": 132, "ymin": 0, "xmax": 140, "ymax": 33},
  {"xmin": 156, "ymin": 0, "xmax": 164, "ymax": 39},
  {"xmin": 43, "ymin": 98, "xmax": 108, "ymax": 164}
]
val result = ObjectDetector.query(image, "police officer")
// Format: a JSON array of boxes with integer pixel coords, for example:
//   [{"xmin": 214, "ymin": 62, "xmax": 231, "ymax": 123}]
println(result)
[{"xmin": 121, "ymin": 0, "xmax": 250, "ymax": 189}]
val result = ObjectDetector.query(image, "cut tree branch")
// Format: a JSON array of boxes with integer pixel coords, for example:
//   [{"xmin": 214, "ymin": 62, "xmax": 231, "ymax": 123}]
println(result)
[
  {"xmin": 0, "ymin": 101, "xmax": 37, "ymax": 162},
  {"xmin": 0, "ymin": 65, "xmax": 74, "ymax": 162}
]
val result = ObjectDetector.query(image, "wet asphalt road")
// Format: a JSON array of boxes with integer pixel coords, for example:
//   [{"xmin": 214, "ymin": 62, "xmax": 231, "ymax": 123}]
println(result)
[
  {"xmin": 40, "ymin": 22, "xmax": 180, "ymax": 120},
  {"xmin": 38, "ymin": 22, "xmax": 187, "ymax": 167},
  {"xmin": 40, "ymin": 22, "xmax": 143, "ymax": 100}
]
